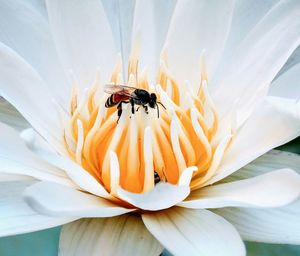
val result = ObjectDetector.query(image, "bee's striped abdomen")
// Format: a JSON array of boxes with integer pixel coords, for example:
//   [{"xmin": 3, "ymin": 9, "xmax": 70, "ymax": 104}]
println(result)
[
  {"xmin": 105, "ymin": 94, "xmax": 131, "ymax": 108},
  {"xmin": 105, "ymin": 94, "xmax": 116, "ymax": 107}
]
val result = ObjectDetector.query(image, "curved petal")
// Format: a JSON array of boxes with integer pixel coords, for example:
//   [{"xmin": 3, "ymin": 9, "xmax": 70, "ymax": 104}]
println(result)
[
  {"xmin": 0, "ymin": 42, "xmax": 65, "ymax": 153},
  {"xmin": 270, "ymin": 62, "xmax": 300, "ymax": 99},
  {"xmin": 0, "ymin": 122, "xmax": 74, "ymax": 188},
  {"xmin": 59, "ymin": 215, "xmax": 163, "ymax": 256},
  {"xmin": 132, "ymin": 0, "xmax": 177, "ymax": 80},
  {"xmin": 33, "ymin": 149, "xmax": 111, "ymax": 198},
  {"xmin": 214, "ymin": 199, "xmax": 300, "ymax": 244},
  {"xmin": 142, "ymin": 207, "xmax": 245, "ymax": 256},
  {"xmin": 212, "ymin": 0, "xmax": 300, "ymax": 126},
  {"xmin": 0, "ymin": 0, "xmax": 69, "ymax": 106},
  {"xmin": 206, "ymin": 96, "xmax": 300, "ymax": 185},
  {"xmin": 0, "ymin": 181, "xmax": 75, "ymax": 237},
  {"xmin": 222, "ymin": 150, "xmax": 300, "ymax": 183},
  {"xmin": 117, "ymin": 183, "xmax": 189, "ymax": 211},
  {"xmin": 24, "ymin": 181, "xmax": 134, "ymax": 218},
  {"xmin": 165, "ymin": 0, "xmax": 235, "ymax": 87},
  {"xmin": 46, "ymin": 0, "xmax": 117, "ymax": 89},
  {"xmin": 16, "ymin": 117, "xmax": 108, "ymax": 198},
  {"xmin": 116, "ymin": 167, "xmax": 196, "ymax": 211},
  {"xmin": 0, "ymin": 98, "xmax": 29, "ymax": 131},
  {"xmin": 180, "ymin": 169, "xmax": 300, "ymax": 209}
]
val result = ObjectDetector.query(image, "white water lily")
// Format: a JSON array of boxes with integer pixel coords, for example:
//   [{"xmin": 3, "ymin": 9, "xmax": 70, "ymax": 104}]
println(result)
[{"xmin": 1, "ymin": 0, "xmax": 300, "ymax": 255}]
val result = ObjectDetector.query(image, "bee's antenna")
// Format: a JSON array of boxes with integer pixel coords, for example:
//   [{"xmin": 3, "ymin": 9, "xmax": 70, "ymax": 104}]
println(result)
[
  {"xmin": 157, "ymin": 102, "xmax": 166, "ymax": 110},
  {"xmin": 156, "ymin": 102, "xmax": 166, "ymax": 118}
]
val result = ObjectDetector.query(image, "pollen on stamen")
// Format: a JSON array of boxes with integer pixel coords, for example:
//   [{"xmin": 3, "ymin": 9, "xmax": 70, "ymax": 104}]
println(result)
[{"xmin": 62, "ymin": 48, "xmax": 233, "ymax": 196}]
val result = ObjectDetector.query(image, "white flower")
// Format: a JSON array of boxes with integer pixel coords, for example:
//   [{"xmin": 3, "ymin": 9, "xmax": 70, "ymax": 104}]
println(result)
[{"xmin": 1, "ymin": 0, "xmax": 300, "ymax": 255}]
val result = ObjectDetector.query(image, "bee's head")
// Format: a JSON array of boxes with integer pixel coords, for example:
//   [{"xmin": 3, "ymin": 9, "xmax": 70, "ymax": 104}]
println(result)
[{"xmin": 149, "ymin": 93, "xmax": 157, "ymax": 108}]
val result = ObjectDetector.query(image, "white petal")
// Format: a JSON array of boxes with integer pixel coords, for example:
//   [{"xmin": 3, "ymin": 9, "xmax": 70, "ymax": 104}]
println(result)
[
  {"xmin": 0, "ymin": 181, "xmax": 75, "ymax": 237},
  {"xmin": 222, "ymin": 150, "xmax": 300, "ymax": 183},
  {"xmin": 207, "ymin": 96, "xmax": 300, "ymax": 185},
  {"xmin": 0, "ymin": 43, "xmax": 65, "ymax": 153},
  {"xmin": 270, "ymin": 62, "xmax": 300, "ymax": 99},
  {"xmin": 178, "ymin": 166, "xmax": 198, "ymax": 186},
  {"xmin": 278, "ymin": 45, "xmax": 300, "ymax": 77},
  {"xmin": 0, "ymin": 173, "xmax": 33, "ymax": 182},
  {"xmin": 212, "ymin": 0, "xmax": 300, "ymax": 126},
  {"xmin": 132, "ymin": 0, "xmax": 177, "ymax": 80},
  {"xmin": 27, "ymin": 0, "xmax": 48, "ymax": 17},
  {"xmin": 101, "ymin": 0, "xmax": 136, "ymax": 76},
  {"xmin": 180, "ymin": 169, "xmax": 300, "ymax": 209},
  {"xmin": 24, "ymin": 181, "xmax": 134, "ymax": 218},
  {"xmin": 0, "ymin": 98, "xmax": 29, "ymax": 131},
  {"xmin": 46, "ymin": 0, "xmax": 116, "ymax": 89},
  {"xmin": 20, "ymin": 128, "xmax": 57, "ymax": 154},
  {"xmin": 59, "ymin": 215, "xmax": 163, "ymax": 256},
  {"xmin": 0, "ymin": 0, "xmax": 69, "ymax": 106},
  {"xmin": 34, "ymin": 149, "xmax": 111, "ymax": 198},
  {"xmin": 142, "ymin": 207, "xmax": 245, "ymax": 256},
  {"xmin": 109, "ymin": 151, "xmax": 120, "ymax": 196},
  {"xmin": 218, "ymin": 0, "xmax": 279, "ymax": 73},
  {"xmin": 214, "ymin": 198, "xmax": 300, "ymax": 244},
  {"xmin": 0, "ymin": 122, "xmax": 74, "ymax": 188},
  {"xmin": 117, "ymin": 182, "xmax": 190, "ymax": 211},
  {"xmin": 165, "ymin": 0, "xmax": 235, "ymax": 86}
]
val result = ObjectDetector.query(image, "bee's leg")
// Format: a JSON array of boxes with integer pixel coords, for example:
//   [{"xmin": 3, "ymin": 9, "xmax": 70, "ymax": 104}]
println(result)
[
  {"xmin": 116, "ymin": 102, "xmax": 124, "ymax": 123},
  {"xmin": 130, "ymin": 98, "xmax": 135, "ymax": 115},
  {"xmin": 143, "ymin": 105, "xmax": 148, "ymax": 114}
]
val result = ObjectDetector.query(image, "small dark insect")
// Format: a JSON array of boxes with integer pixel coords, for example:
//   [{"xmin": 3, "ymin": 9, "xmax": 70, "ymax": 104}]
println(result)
[
  {"xmin": 104, "ymin": 84, "xmax": 166, "ymax": 123},
  {"xmin": 154, "ymin": 171, "xmax": 161, "ymax": 184}
]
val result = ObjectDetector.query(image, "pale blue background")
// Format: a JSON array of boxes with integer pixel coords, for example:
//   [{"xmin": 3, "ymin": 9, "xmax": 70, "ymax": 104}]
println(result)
[{"xmin": 0, "ymin": 137, "xmax": 299, "ymax": 255}]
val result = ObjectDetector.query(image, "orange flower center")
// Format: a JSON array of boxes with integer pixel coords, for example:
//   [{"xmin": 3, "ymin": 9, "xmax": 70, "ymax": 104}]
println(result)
[{"xmin": 63, "ymin": 51, "xmax": 232, "ymax": 195}]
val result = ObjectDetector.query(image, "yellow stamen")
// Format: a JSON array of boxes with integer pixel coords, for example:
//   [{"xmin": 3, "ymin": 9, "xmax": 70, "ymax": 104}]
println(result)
[{"xmin": 63, "ymin": 50, "xmax": 232, "ymax": 197}]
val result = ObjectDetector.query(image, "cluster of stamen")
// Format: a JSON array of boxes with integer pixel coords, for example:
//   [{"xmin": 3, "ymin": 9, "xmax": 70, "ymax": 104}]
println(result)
[{"xmin": 63, "ymin": 50, "xmax": 232, "ymax": 195}]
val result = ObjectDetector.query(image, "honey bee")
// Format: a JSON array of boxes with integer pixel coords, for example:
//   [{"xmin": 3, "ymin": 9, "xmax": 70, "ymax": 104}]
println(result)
[{"xmin": 104, "ymin": 84, "xmax": 166, "ymax": 122}]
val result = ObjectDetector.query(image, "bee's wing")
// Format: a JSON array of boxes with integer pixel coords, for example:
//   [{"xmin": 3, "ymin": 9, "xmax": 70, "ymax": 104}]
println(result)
[{"xmin": 104, "ymin": 84, "xmax": 136, "ymax": 97}]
